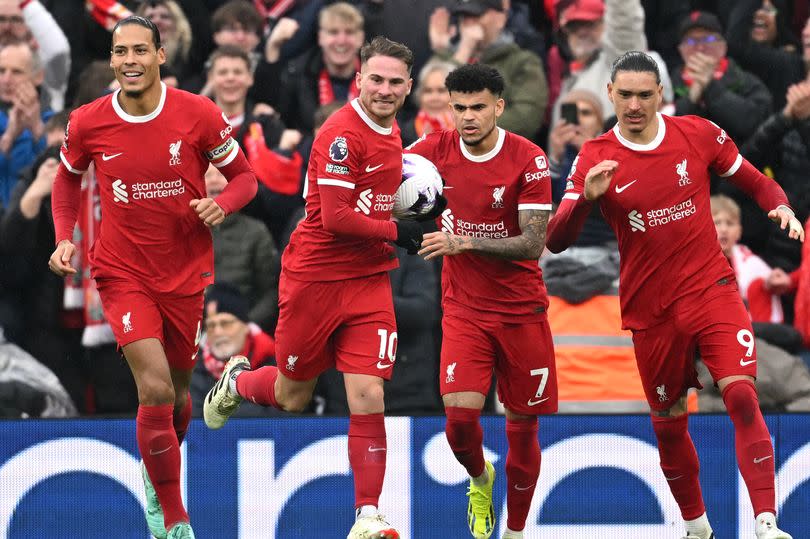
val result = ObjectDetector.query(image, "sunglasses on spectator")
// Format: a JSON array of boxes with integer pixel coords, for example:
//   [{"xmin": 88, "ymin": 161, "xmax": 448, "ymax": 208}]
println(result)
[
  {"xmin": 680, "ymin": 34, "xmax": 723, "ymax": 47},
  {"xmin": 0, "ymin": 15, "xmax": 24, "ymax": 25}
]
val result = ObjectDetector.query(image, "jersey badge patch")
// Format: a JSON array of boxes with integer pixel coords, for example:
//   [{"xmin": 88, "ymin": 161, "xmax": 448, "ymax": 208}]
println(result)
[{"xmin": 329, "ymin": 136, "xmax": 349, "ymax": 162}]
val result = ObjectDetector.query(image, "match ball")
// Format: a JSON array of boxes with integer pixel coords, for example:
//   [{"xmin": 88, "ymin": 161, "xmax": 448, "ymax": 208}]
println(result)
[{"xmin": 393, "ymin": 153, "xmax": 444, "ymax": 219}]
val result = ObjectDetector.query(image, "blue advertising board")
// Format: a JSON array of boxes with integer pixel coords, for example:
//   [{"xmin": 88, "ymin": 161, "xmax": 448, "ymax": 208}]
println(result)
[{"xmin": 0, "ymin": 415, "xmax": 807, "ymax": 538}]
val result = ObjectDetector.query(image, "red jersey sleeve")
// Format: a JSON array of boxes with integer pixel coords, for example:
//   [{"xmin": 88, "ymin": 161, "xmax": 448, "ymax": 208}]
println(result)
[
  {"xmin": 698, "ymin": 118, "xmax": 743, "ymax": 178},
  {"xmin": 59, "ymin": 109, "xmax": 91, "ymax": 174},
  {"xmin": 699, "ymin": 118, "xmax": 790, "ymax": 212},
  {"xmin": 313, "ymin": 126, "xmax": 397, "ymax": 240},
  {"xmin": 546, "ymin": 145, "xmax": 596, "ymax": 253},
  {"xmin": 517, "ymin": 151, "xmax": 553, "ymax": 211},
  {"xmin": 404, "ymin": 131, "xmax": 442, "ymax": 163},
  {"xmin": 199, "ymin": 98, "xmax": 240, "ymax": 168}
]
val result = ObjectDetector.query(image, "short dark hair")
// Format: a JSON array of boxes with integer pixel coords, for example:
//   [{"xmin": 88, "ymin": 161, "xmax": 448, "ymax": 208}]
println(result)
[
  {"xmin": 206, "ymin": 45, "xmax": 251, "ymax": 72},
  {"xmin": 360, "ymin": 36, "xmax": 414, "ymax": 74},
  {"xmin": 444, "ymin": 64, "xmax": 505, "ymax": 96},
  {"xmin": 112, "ymin": 15, "xmax": 162, "ymax": 50},
  {"xmin": 211, "ymin": 0, "xmax": 263, "ymax": 34},
  {"xmin": 610, "ymin": 50, "xmax": 661, "ymax": 85}
]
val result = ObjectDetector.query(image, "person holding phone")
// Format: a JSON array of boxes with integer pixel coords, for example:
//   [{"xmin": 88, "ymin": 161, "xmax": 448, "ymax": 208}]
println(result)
[{"xmin": 548, "ymin": 89, "xmax": 604, "ymax": 203}]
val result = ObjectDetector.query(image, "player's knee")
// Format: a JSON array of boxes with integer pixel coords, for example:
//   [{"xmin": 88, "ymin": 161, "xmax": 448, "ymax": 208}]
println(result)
[
  {"xmin": 137, "ymin": 378, "xmax": 175, "ymax": 406},
  {"xmin": 277, "ymin": 388, "xmax": 312, "ymax": 413},
  {"xmin": 346, "ymin": 382, "xmax": 385, "ymax": 413},
  {"xmin": 722, "ymin": 379, "xmax": 759, "ymax": 425}
]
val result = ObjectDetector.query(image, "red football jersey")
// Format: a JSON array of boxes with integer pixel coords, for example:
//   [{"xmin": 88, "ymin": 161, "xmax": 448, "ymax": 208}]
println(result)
[
  {"xmin": 409, "ymin": 128, "xmax": 552, "ymax": 320},
  {"xmin": 283, "ymin": 99, "xmax": 401, "ymax": 280},
  {"xmin": 555, "ymin": 114, "xmax": 744, "ymax": 329},
  {"xmin": 60, "ymin": 83, "xmax": 238, "ymax": 295}
]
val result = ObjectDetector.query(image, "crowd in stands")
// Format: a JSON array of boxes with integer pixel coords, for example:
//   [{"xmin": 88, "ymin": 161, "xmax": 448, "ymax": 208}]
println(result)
[{"xmin": 1, "ymin": 0, "xmax": 810, "ymax": 417}]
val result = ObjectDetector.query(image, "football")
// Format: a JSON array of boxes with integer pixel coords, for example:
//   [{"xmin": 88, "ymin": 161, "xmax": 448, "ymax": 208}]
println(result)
[{"xmin": 393, "ymin": 153, "xmax": 444, "ymax": 219}]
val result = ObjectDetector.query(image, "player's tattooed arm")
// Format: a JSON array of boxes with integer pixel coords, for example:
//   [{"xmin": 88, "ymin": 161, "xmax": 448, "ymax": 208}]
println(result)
[{"xmin": 418, "ymin": 209, "xmax": 549, "ymax": 261}]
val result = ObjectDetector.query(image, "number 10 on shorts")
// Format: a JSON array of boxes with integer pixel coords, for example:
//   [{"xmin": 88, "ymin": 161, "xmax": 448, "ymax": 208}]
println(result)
[{"xmin": 376, "ymin": 329, "xmax": 398, "ymax": 369}]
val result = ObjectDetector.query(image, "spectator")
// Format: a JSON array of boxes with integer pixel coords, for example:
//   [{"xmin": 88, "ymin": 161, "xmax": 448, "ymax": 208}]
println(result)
[
  {"xmin": 0, "ymin": 41, "xmax": 53, "ymax": 207},
  {"xmin": 400, "ymin": 59, "xmax": 455, "ymax": 146},
  {"xmin": 0, "ymin": 146, "xmax": 85, "ymax": 410},
  {"xmin": 548, "ymin": 0, "xmax": 673, "ymax": 125},
  {"xmin": 206, "ymin": 163, "xmax": 280, "ymax": 333},
  {"xmin": 276, "ymin": 2, "xmax": 365, "ymax": 134},
  {"xmin": 70, "ymin": 60, "xmax": 115, "ymax": 108},
  {"xmin": 384, "ymin": 246, "xmax": 442, "ymax": 415},
  {"xmin": 711, "ymin": 194, "xmax": 789, "ymax": 324},
  {"xmin": 429, "ymin": 0, "xmax": 548, "ymax": 139},
  {"xmin": 136, "ymin": 0, "xmax": 198, "ymax": 88},
  {"xmin": 256, "ymin": 0, "xmax": 325, "ymax": 64},
  {"xmin": 429, "ymin": 0, "xmax": 548, "ymax": 138},
  {"xmin": 547, "ymin": 88, "xmax": 613, "ymax": 246},
  {"xmin": 190, "ymin": 282, "xmax": 279, "ymax": 418},
  {"xmin": 0, "ymin": 0, "xmax": 69, "ymax": 111},
  {"xmin": 739, "ymin": 54, "xmax": 810, "ymax": 270},
  {"xmin": 211, "ymin": 0, "xmax": 263, "ymax": 55},
  {"xmin": 726, "ymin": 0, "xmax": 803, "ymax": 110},
  {"xmin": 672, "ymin": 10, "xmax": 773, "ymax": 142}
]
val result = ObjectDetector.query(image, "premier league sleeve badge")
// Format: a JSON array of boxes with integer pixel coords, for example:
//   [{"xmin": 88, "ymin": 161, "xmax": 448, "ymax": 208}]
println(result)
[{"xmin": 328, "ymin": 136, "xmax": 349, "ymax": 162}]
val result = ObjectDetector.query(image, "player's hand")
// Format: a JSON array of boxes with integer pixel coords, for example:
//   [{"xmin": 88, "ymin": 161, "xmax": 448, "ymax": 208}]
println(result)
[
  {"xmin": 48, "ymin": 239, "xmax": 77, "ymax": 276},
  {"xmin": 414, "ymin": 193, "xmax": 448, "ymax": 222},
  {"xmin": 418, "ymin": 230, "xmax": 466, "ymax": 260},
  {"xmin": 583, "ymin": 160, "xmax": 618, "ymax": 201},
  {"xmin": 768, "ymin": 205, "xmax": 804, "ymax": 242},
  {"xmin": 394, "ymin": 219, "xmax": 424, "ymax": 254},
  {"xmin": 190, "ymin": 197, "xmax": 226, "ymax": 227}
]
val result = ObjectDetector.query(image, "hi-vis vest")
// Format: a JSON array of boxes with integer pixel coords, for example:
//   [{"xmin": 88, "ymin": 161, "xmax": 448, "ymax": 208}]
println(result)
[{"xmin": 549, "ymin": 294, "xmax": 698, "ymax": 413}]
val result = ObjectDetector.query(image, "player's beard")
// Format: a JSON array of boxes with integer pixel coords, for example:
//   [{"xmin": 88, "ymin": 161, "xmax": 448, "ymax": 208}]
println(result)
[{"xmin": 123, "ymin": 88, "xmax": 145, "ymax": 98}]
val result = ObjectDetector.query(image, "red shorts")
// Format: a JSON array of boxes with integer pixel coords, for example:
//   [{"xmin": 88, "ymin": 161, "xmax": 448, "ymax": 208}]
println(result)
[
  {"xmin": 440, "ymin": 312, "xmax": 557, "ymax": 415},
  {"xmin": 632, "ymin": 285, "xmax": 757, "ymax": 411},
  {"xmin": 96, "ymin": 279, "xmax": 204, "ymax": 371},
  {"xmin": 274, "ymin": 272, "xmax": 397, "ymax": 381}
]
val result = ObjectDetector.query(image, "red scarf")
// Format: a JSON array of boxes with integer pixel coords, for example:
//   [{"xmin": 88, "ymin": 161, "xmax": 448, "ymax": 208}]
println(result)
[
  {"xmin": 85, "ymin": 0, "xmax": 133, "ymax": 31},
  {"xmin": 318, "ymin": 58, "xmax": 360, "ymax": 105},
  {"xmin": 202, "ymin": 323, "xmax": 276, "ymax": 379},
  {"xmin": 64, "ymin": 164, "xmax": 115, "ymax": 346},
  {"xmin": 254, "ymin": 0, "xmax": 297, "ymax": 21},
  {"xmin": 413, "ymin": 110, "xmax": 454, "ymax": 138},
  {"xmin": 681, "ymin": 57, "xmax": 729, "ymax": 87}
]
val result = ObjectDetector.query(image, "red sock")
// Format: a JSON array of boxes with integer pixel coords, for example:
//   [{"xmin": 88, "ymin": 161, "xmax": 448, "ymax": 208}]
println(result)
[
  {"xmin": 235, "ymin": 365, "xmax": 281, "ymax": 409},
  {"xmin": 445, "ymin": 407, "xmax": 485, "ymax": 478},
  {"xmin": 505, "ymin": 417, "xmax": 540, "ymax": 531},
  {"xmin": 722, "ymin": 380, "xmax": 776, "ymax": 516},
  {"xmin": 137, "ymin": 404, "xmax": 188, "ymax": 528},
  {"xmin": 173, "ymin": 393, "xmax": 192, "ymax": 445},
  {"xmin": 348, "ymin": 413, "xmax": 387, "ymax": 508},
  {"xmin": 651, "ymin": 413, "xmax": 705, "ymax": 520}
]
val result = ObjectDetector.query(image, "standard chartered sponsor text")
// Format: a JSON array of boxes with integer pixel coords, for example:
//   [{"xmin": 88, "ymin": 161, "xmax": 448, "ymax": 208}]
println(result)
[
  {"xmin": 131, "ymin": 179, "xmax": 185, "ymax": 200},
  {"xmin": 646, "ymin": 198, "xmax": 695, "ymax": 227},
  {"xmin": 456, "ymin": 218, "xmax": 509, "ymax": 238}
]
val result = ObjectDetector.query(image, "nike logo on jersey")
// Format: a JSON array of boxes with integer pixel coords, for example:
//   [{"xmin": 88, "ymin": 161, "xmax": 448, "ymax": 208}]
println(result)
[
  {"xmin": 740, "ymin": 358, "xmax": 757, "ymax": 366},
  {"xmin": 665, "ymin": 475, "xmax": 684, "ymax": 481},
  {"xmin": 514, "ymin": 484, "xmax": 535, "ymax": 491},
  {"xmin": 149, "ymin": 446, "xmax": 171, "ymax": 456},
  {"xmin": 102, "ymin": 152, "xmax": 123, "ymax": 161},
  {"xmin": 365, "ymin": 163, "xmax": 383, "ymax": 172},
  {"xmin": 753, "ymin": 455, "xmax": 772, "ymax": 464},
  {"xmin": 368, "ymin": 447, "xmax": 387, "ymax": 453},
  {"xmin": 614, "ymin": 180, "xmax": 637, "ymax": 193},
  {"xmin": 527, "ymin": 397, "xmax": 549, "ymax": 406}
]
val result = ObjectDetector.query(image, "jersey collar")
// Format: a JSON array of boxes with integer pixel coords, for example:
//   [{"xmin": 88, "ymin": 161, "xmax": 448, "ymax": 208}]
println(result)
[
  {"xmin": 351, "ymin": 98, "xmax": 393, "ymax": 135},
  {"xmin": 460, "ymin": 127, "xmax": 505, "ymax": 162},
  {"xmin": 612, "ymin": 112, "xmax": 666, "ymax": 151},
  {"xmin": 112, "ymin": 82, "xmax": 167, "ymax": 123}
]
